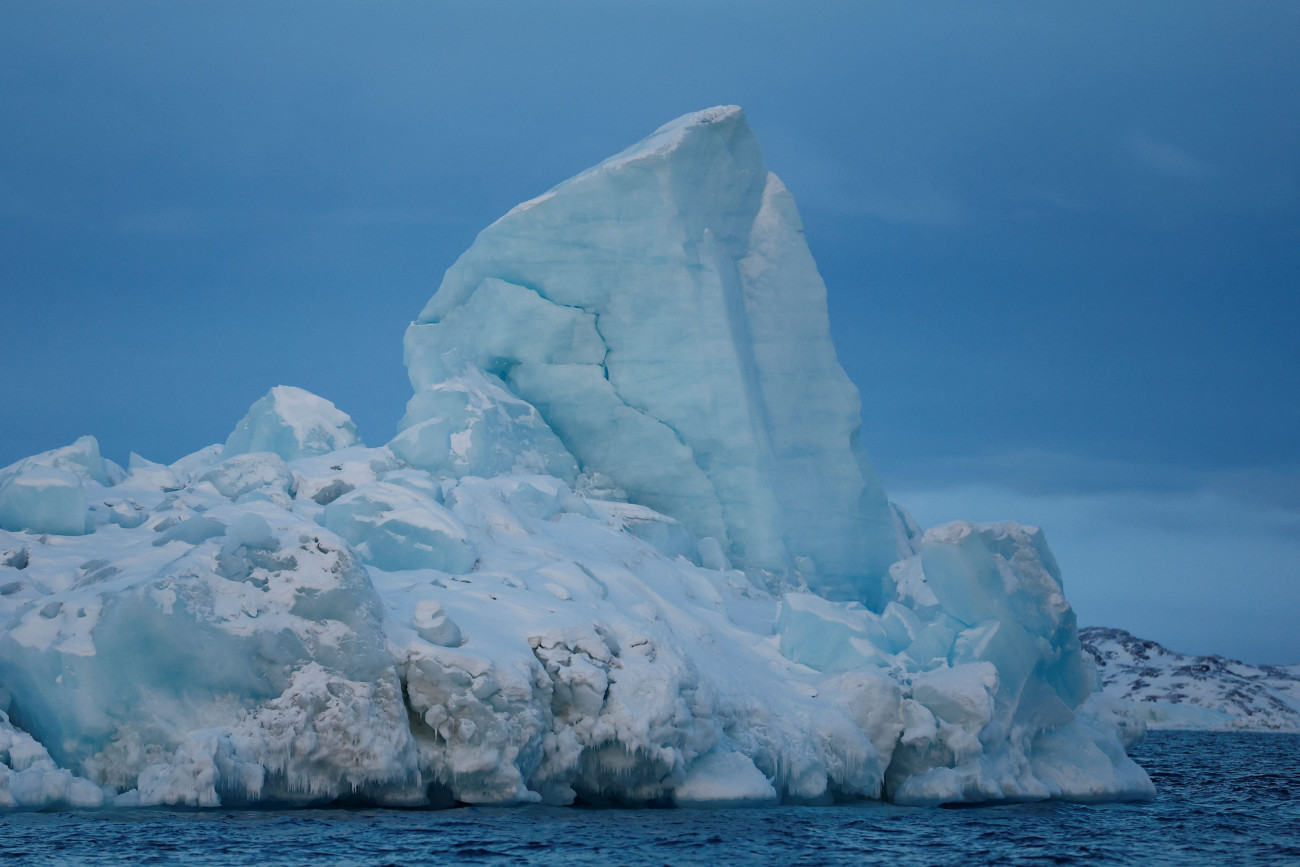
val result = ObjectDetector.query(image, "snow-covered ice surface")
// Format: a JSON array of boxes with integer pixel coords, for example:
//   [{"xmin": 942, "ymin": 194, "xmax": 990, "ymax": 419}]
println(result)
[
  {"xmin": 1081, "ymin": 627, "xmax": 1300, "ymax": 732},
  {"xmin": 223, "ymin": 386, "xmax": 361, "ymax": 462},
  {"xmin": 0, "ymin": 107, "xmax": 1152, "ymax": 810}
]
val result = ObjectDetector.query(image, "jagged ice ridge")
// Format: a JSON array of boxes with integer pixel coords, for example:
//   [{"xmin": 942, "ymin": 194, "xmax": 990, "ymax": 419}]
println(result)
[{"xmin": 0, "ymin": 108, "xmax": 1153, "ymax": 810}]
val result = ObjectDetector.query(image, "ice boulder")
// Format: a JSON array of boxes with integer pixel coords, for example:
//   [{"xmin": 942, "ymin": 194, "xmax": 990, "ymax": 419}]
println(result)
[
  {"xmin": 321, "ymin": 482, "xmax": 478, "ymax": 574},
  {"xmin": 288, "ymin": 446, "xmax": 399, "ymax": 507},
  {"xmin": 391, "ymin": 358, "xmax": 579, "ymax": 483},
  {"xmin": 672, "ymin": 749, "xmax": 779, "ymax": 808},
  {"xmin": 125, "ymin": 453, "xmax": 182, "ymax": 492},
  {"xmin": 920, "ymin": 521, "xmax": 1093, "ymax": 723},
  {"xmin": 0, "ymin": 709, "xmax": 104, "ymax": 809},
  {"xmin": 2, "ymin": 436, "xmax": 109, "ymax": 487},
  {"xmin": 0, "ymin": 436, "xmax": 115, "ymax": 536},
  {"xmin": 590, "ymin": 501, "xmax": 701, "ymax": 564},
  {"xmin": 776, "ymin": 593, "xmax": 891, "ymax": 673},
  {"xmin": 0, "ymin": 466, "xmax": 89, "ymax": 536},
  {"xmin": 223, "ymin": 386, "xmax": 360, "ymax": 461},
  {"xmin": 168, "ymin": 444, "xmax": 224, "ymax": 485},
  {"xmin": 411, "ymin": 601, "xmax": 463, "ymax": 647},
  {"xmin": 404, "ymin": 106, "xmax": 897, "ymax": 607},
  {"xmin": 197, "ymin": 452, "xmax": 294, "ymax": 504}
]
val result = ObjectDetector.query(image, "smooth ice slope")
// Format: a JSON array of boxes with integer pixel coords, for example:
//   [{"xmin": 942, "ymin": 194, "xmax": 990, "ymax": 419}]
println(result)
[
  {"xmin": 0, "ymin": 108, "xmax": 1153, "ymax": 811},
  {"xmin": 404, "ymin": 106, "xmax": 896, "ymax": 606}
]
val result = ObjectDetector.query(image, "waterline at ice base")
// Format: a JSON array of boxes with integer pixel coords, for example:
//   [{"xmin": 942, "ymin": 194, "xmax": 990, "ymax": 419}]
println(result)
[{"xmin": 0, "ymin": 107, "xmax": 1153, "ymax": 810}]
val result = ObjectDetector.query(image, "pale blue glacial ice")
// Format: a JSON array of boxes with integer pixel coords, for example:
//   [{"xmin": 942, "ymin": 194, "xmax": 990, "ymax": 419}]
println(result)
[
  {"xmin": 0, "ymin": 107, "xmax": 1153, "ymax": 811},
  {"xmin": 405, "ymin": 106, "xmax": 897, "ymax": 606},
  {"xmin": 0, "ymin": 437, "xmax": 115, "ymax": 537}
]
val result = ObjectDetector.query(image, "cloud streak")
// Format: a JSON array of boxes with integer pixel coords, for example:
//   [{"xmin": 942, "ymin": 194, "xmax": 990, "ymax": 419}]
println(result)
[{"xmin": 1127, "ymin": 132, "xmax": 1214, "ymax": 178}]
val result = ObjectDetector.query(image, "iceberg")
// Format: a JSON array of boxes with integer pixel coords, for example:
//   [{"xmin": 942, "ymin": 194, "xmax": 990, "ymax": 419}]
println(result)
[{"xmin": 0, "ymin": 107, "xmax": 1152, "ymax": 810}]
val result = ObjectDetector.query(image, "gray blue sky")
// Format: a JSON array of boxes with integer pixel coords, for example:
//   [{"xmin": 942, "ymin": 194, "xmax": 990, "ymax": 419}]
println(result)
[{"xmin": 2, "ymin": 2, "xmax": 1297, "ymax": 662}]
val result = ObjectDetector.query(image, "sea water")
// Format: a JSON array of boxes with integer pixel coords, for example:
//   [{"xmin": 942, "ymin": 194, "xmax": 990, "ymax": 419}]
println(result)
[{"xmin": 2, "ymin": 732, "xmax": 1296, "ymax": 866}]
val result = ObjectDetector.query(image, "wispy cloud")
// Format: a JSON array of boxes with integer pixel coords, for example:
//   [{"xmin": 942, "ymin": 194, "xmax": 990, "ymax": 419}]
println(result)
[
  {"xmin": 847, "ymin": 181, "xmax": 968, "ymax": 227},
  {"xmin": 116, "ymin": 208, "xmax": 215, "ymax": 238},
  {"xmin": 1127, "ymin": 132, "xmax": 1214, "ymax": 178},
  {"xmin": 114, "ymin": 207, "xmax": 454, "ymax": 238},
  {"xmin": 885, "ymin": 448, "xmax": 1300, "ymax": 511},
  {"xmin": 761, "ymin": 127, "xmax": 968, "ymax": 227}
]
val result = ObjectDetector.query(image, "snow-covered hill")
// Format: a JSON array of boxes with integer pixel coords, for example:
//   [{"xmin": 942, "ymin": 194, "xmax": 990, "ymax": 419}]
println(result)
[{"xmin": 1080, "ymin": 627, "xmax": 1300, "ymax": 732}]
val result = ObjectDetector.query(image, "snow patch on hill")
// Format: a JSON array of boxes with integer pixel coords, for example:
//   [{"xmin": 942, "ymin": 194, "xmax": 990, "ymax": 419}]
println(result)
[{"xmin": 1081, "ymin": 627, "xmax": 1300, "ymax": 732}]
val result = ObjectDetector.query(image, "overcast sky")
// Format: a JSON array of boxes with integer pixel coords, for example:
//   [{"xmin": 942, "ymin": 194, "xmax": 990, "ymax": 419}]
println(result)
[{"xmin": 2, "ymin": 2, "xmax": 1297, "ymax": 662}]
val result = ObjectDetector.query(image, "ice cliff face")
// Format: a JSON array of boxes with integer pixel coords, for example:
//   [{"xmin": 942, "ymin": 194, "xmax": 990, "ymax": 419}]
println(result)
[
  {"xmin": 0, "ymin": 108, "xmax": 1154, "ymax": 811},
  {"xmin": 403, "ymin": 106, "xmax": 897, "ymax": 607}
]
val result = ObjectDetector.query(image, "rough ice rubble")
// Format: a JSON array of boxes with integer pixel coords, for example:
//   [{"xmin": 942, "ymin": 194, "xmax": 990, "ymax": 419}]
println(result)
[
  {"xmin": 0, "ymin": 106, "xmax": 1154, "ymax": 810},
  {"xmin": 0, "ymin": 484, "xmax": 417, "ymax": 808}
]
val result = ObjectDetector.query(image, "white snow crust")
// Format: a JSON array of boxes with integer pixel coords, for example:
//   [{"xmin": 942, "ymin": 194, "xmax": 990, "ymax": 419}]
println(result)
[{"xmin": 0, "ymin": 107, "xmax": 1154, "ymax": 810}]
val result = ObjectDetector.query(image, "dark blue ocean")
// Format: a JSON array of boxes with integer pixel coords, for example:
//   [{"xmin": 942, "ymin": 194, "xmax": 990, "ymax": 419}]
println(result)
[{"xmin": 3, "ymin": 732, "xmax": 1297, "ymax": 865}]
